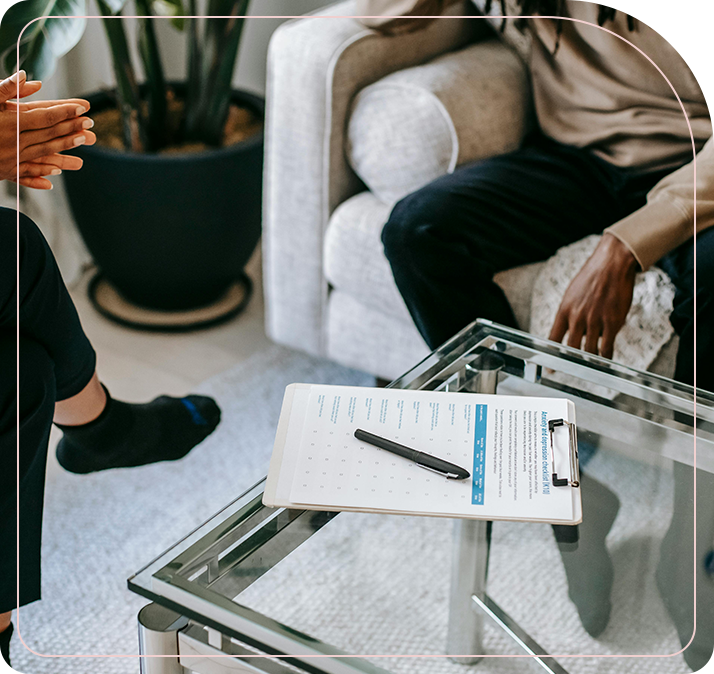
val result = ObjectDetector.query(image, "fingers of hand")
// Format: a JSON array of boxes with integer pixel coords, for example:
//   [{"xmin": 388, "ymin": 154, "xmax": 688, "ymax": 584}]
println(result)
[
  {"xmin": 21, "ymin": 115, "xmax": 94, "ymax": 146},
  {"xmin": 19, "ymin": 161, "xmax": 62, "ymax": 178},
  {"xmin": 600, "ymin": 325, "xmax": 617, "ymax": 360},
  {"xmin": 20, "ymin": 132, "xmax": 94, "ymax": 162},
  {"xmin": 11, "ymin": 175, "xmax": 53, "ymax": 190},
  {"xmin": 549, "ymin": 310, "xmax": 568, "ymax": 344},
  {"xmin": 0, "ymin": 71, "xmax": 26, "ymax": 104},
  {"xmin": 18, "ymin": 81, "xmax": 42, "ymax": 99},
  {"xmin": 7, "ymin": 97, "xmax": 89, "ymax": 112},
  {"xmin": 556, "ymin": 310, "xmax": 618, "ymax": 359},
  {"xmin": 566, "ymin": 321, "xmax": 585, "ymax": 350},
  {"xmin": 19, "ymin": 102, "xmax": 90, "ymax": 131},
  {"xmin": 31, "ymin": 153, "xmax": 83, "ymax": 170},
  {"xmin": 583, "ymin": 324, "xmax": 601, "ymax": 355}
]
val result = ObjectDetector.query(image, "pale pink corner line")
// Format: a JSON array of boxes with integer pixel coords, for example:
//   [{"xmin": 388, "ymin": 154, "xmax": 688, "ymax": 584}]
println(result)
[{"xmin": 13, "ymin": 11, "xmax": 699, "ymax": 662}]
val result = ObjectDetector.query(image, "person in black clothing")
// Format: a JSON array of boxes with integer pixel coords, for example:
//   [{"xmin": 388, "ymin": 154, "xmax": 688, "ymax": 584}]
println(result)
[{"xmin": 0, "ymin": 72, "xmax": 221, "ymax": 667}]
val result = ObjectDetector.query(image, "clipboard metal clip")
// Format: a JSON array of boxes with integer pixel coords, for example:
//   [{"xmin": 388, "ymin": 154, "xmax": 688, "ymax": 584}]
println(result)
[{"xmin": 548, "ymin": 419, "xmax": 580, "ymax": 488}]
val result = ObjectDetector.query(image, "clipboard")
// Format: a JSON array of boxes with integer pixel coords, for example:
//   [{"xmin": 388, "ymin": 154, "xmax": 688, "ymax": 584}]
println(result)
[{"xmin": 264, "ymin": 384, "xmax": 582, "ymax": 525}]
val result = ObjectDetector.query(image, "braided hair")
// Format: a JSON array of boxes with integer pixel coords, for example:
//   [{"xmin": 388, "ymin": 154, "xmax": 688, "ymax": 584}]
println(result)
[{"xmin": 483, "ymin": 0, "xmax": 635, "ymax": 53}]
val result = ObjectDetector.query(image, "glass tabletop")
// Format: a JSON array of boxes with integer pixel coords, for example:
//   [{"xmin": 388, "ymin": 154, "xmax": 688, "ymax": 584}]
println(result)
[{"xmin": 129, "ymin": 319, "xmax": 714, "ymax": 674}]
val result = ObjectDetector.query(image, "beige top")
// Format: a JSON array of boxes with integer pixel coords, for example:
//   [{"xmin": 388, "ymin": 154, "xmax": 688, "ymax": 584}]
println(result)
[{"xmin": 357, "ymin": 0, "xmax": 713, "ymax": 269}]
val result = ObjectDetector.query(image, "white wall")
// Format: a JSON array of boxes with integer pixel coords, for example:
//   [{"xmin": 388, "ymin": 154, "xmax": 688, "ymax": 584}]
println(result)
[{"xmin": 37, "ymin": 0, "xmax": 334, "ymax": 283}]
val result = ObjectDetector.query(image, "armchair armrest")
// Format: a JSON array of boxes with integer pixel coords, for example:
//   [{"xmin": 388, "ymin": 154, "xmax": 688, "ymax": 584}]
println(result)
[
  {"xmin": 347, "ymin": 38, "xmax": 531, "ymax": 204},
  {"xmin": 263, "ymin": 0, "xmax": 484, "ymax": 356}
]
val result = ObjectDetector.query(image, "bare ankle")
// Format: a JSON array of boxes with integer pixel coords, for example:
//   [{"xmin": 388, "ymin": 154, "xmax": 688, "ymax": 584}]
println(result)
[{"xmin": 54, "ymin": 372, "xmax": 107, "ymax": 426}]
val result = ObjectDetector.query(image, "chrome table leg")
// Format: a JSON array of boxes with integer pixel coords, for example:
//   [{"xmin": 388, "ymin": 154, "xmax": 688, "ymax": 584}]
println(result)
[
  {"xmin": 138, "ymin": 603, "xmax": 190, "ymax": 674},
  {"xmin": 446, "ymin": 353, "xmax": 501, "ymax": 664},
  {"xmin": 447, "ymin": 519, "xmax": 492, "ymax": 663},
  {"xmin": 472, "ymin": 594, "xmax": 570, "ymax": 674}
]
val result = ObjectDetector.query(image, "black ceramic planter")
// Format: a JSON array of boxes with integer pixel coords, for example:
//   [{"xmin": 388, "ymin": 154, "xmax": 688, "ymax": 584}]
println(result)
[{"xmin": 62, "ymin": 87, "xmax": 264, "ymax": 313}]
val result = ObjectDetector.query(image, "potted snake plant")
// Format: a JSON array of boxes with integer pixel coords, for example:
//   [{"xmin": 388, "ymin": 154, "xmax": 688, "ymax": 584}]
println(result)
[{"xmin": 0, "ymin": 0, "xmax": 263, "ymax": 327}]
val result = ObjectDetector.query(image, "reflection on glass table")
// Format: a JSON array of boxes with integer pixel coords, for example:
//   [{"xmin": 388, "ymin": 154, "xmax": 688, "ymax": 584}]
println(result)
[{"xmin": 129, "ymin": 319, "xmax": 714, "ymax": 674}]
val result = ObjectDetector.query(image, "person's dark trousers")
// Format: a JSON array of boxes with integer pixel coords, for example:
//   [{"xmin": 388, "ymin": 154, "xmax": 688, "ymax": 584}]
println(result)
[
  {"xmin": 0, "ymin": 208, "xmax": 97, "ymax": 616},
  {"xmin": 382, "ymin": 131, "xmax": 713, "ymax": 652},
  {"xmin": 382, "ymin": 131, "xmax": 700, "ymax": 355}
]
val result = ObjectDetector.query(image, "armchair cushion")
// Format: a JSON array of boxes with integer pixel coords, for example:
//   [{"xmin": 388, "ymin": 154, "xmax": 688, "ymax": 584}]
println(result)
[
  {"xmin": 325, "ymin": 190, "xmax": 541, "ymax": 330},
  {"xmin": 325, "ymin": 192, "xmax": 407, "ymax": 320},
  {"xmin": 346, "ymin": 38, "xmax": 530, "ymax": 204}
]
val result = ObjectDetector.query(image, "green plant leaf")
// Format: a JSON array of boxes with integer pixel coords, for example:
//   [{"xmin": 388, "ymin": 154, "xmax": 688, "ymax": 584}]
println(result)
[
  {"xmin": 0, "ymin": 0, "xmax": 87, "ymax": 80},
  {"xmin": 152, "ymin": 0, "xmax": 185, "ymax": 30},
  {"xmin": 99, "ymin": 0, "xmax": 129, "ymax": 13}
]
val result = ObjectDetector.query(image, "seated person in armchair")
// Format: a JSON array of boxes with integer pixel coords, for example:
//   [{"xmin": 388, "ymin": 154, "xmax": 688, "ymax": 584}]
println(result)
[{"xmin": 358, "ymin": 0, "xmax": 713, "ymax": 669}]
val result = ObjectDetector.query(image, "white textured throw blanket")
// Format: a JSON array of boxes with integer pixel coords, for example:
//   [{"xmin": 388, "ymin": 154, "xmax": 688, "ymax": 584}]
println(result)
[{"xmin": 530, "ymin": 235, "xmax": 676, "ymax": 372}]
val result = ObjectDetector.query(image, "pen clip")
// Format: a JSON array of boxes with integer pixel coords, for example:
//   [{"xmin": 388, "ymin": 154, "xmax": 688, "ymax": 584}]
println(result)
[{"xmin": 416, "ymin": 462, "xmax": 461, "ymax": 480}]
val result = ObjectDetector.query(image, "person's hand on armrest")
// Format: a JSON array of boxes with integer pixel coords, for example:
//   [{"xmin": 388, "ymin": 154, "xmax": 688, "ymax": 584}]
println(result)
[
  {"xmin": 549, "ymin": 136, "xmax": 714, "ymax": 359},
  {"xmin": 0, "ymin": 71, "xmax": 96, "ymax": 190},
  {"xmin": 549, "ymin": 232, "xmax": 639, "ymax": 359}
]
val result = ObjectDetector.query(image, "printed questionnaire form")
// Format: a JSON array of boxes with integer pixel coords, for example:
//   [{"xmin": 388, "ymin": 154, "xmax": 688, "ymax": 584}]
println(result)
[{"xmin": 288, "ymin": 385, "xmax": 577, "ymax": 522}]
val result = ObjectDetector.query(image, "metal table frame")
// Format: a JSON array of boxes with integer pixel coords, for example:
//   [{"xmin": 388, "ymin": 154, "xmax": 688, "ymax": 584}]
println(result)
[{"xmin": 128, "ymin": 320, "xmax": 714, "ymax": 674}]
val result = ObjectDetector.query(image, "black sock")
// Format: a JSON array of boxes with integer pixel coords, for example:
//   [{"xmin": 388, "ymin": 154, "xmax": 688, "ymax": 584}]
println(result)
[
  {"xmin": 0, "ymin": 622, "xmax": 12, "ymax": 667},
  {"xmin": 55, "ymin": 388, "xmax": 221, "ymax": 474}
]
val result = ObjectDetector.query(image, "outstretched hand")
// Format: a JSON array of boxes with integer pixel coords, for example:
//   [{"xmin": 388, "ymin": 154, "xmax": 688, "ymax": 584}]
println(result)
[
  {"xmin": 549, "ymin": 233, "xmax": 638, "ymax": 359},
  {"xmin": 0, "ymin": 71, "xmax": 96, "ymax": 189}
]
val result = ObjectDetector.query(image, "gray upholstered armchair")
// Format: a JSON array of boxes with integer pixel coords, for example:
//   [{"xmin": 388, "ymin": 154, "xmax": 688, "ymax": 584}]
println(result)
[{"xmin": 262, "ymin": 0, "xmax": 677, "ymax": 380}]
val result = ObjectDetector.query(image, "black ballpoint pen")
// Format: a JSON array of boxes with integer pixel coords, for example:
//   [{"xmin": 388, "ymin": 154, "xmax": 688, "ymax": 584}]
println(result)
[{"xmin": 354, "ymin": 429, "xmax": 471, "ymax": 480}]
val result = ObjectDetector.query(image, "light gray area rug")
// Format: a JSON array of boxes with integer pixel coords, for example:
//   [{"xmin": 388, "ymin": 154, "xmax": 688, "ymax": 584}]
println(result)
[
  {"xmin": 11, "ymin": 345, "xmax": 372, "ymax": 674},
  {"xmin": 237, "ymin": 452, "xmax": 692, "ymax": 674},
  {"xmin": 10, "ymin": 345, "xmax": 692, "ymax": 674}
]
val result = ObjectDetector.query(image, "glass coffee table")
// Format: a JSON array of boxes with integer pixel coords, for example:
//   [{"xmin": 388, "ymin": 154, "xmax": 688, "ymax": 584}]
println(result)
[{"xmin": 128, "ymin": 320, "xmax": 714, "ymax": 674}]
